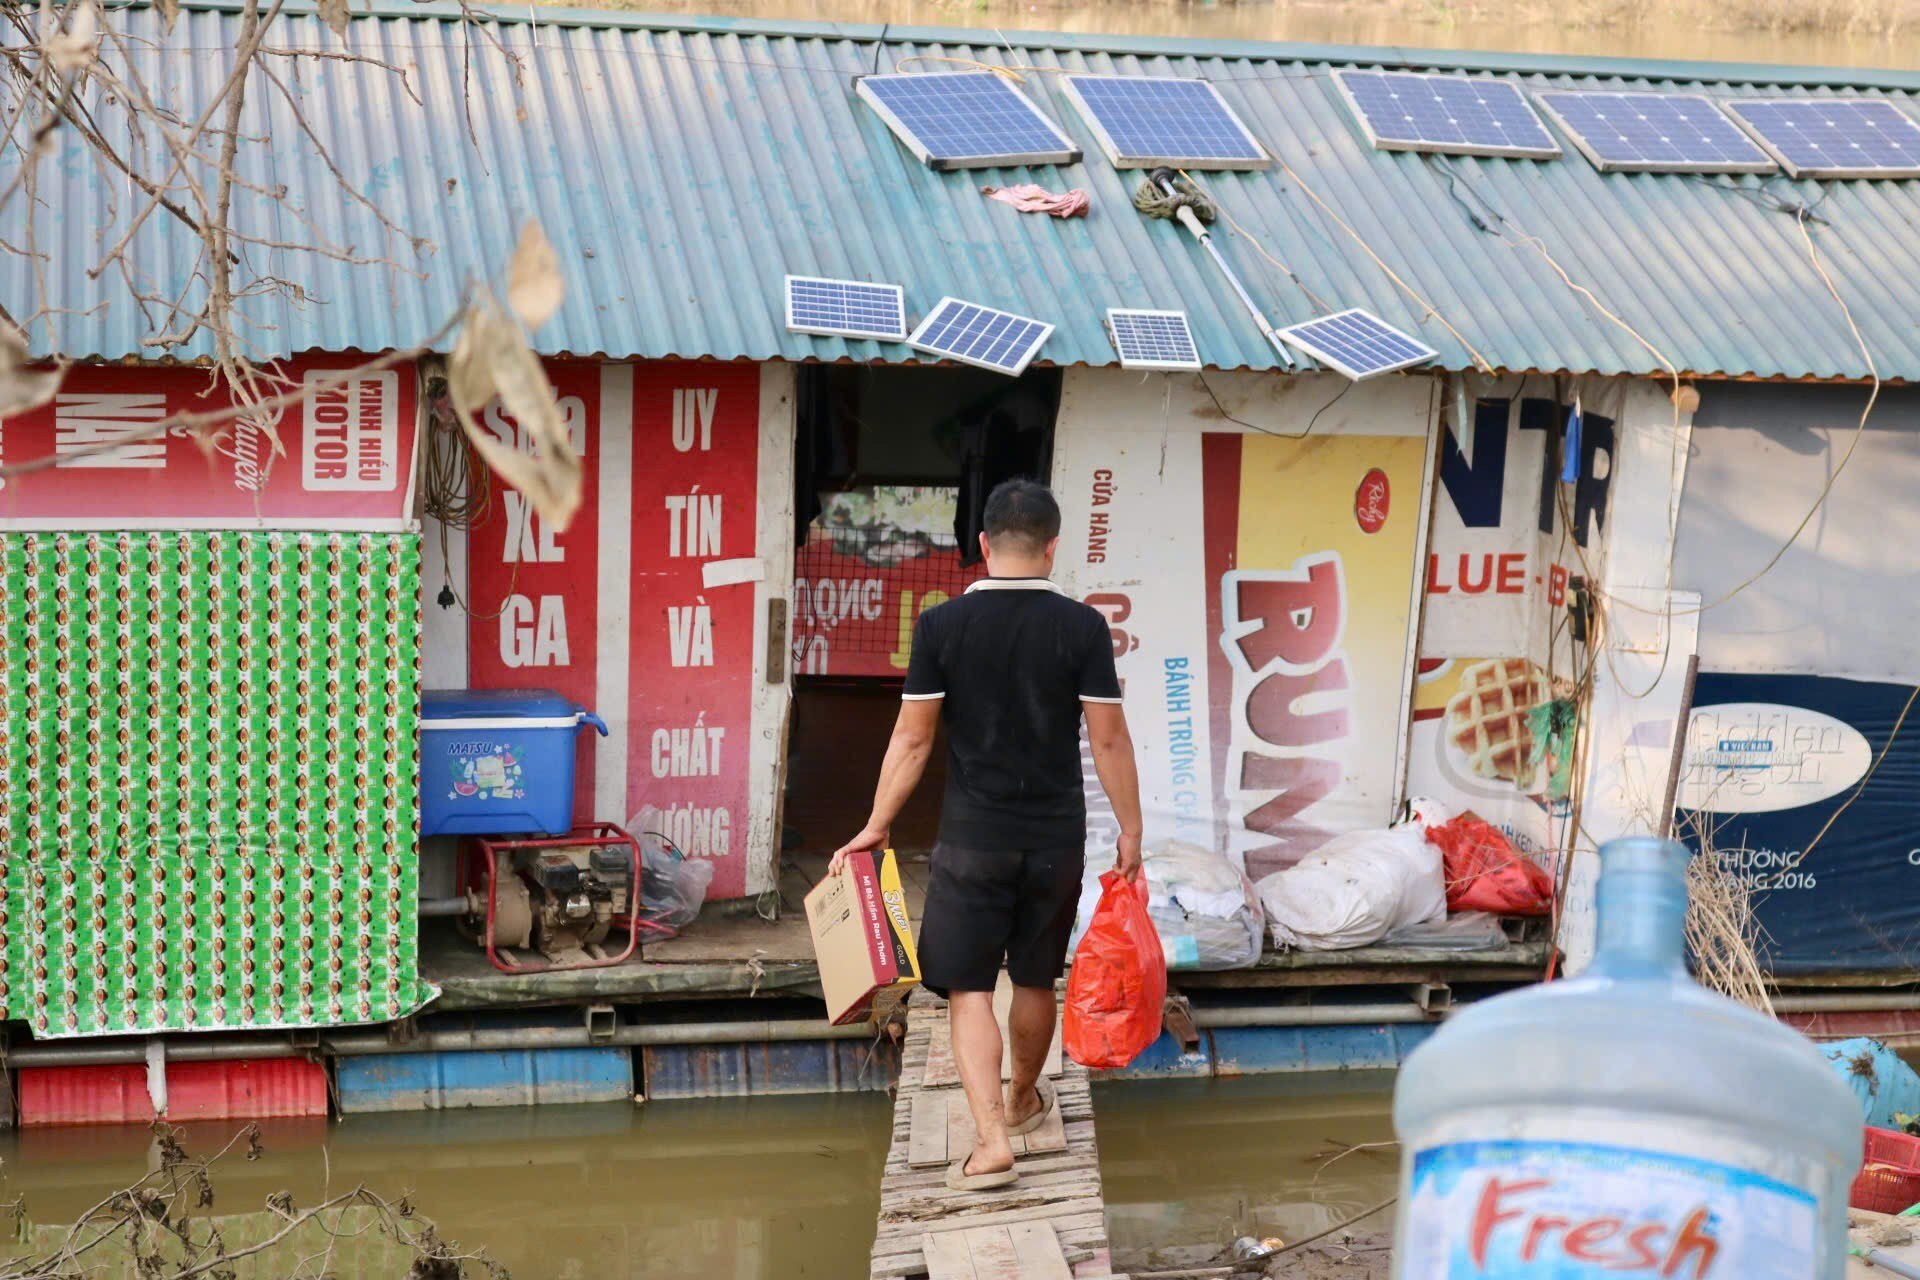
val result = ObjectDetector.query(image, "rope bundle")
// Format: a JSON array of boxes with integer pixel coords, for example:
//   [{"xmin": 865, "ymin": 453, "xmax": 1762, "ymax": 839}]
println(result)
[{"xmin": 1132, "ymin": 173, "xmax": 1216, "ymax": 224}]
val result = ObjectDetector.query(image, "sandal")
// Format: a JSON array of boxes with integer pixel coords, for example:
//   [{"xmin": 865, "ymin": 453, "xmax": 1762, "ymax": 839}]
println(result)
[
  {"xmin": 946, "ymin": 1156, "xmax": 1018, "ymax": 1192},
  {"xmin": 1006, "ymin": 1078, "xmax": 1055, "ymax": 1137}
]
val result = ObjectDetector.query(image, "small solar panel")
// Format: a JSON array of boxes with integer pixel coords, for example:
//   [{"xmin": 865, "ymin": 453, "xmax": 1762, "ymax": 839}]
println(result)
[
  {"xmin": 1336, "ymin": 70, "xmax": 1561, "ymax": 159},
  {"xmin": 1061, "ymin": 76, "xmax": 1268, "ymax": 170},
  {"xmin": 856, "ymin": 72, "xmax": 1081, "ymax": 170},
  {"xmin": 1535, "ymin": 92, "xmax": 1776, "ymax": 175},
  {"xmin": 908, "ymin": 297, "xmax": 1053, "ymax": 376},
  {"xmin": 1106, "ymin": 309, "xmax": 1201, "ymax": 371},
  {"xmin": 1724, "ymin": 97, "xmax": 1920, "ymax": 179},
  {"xmin": 785, "ymin": 276, "xmax": 908, "ymax": 341},
  {"xmin": 1278, "ymin": 309, "xmax": 1437, "ymax": 381}
]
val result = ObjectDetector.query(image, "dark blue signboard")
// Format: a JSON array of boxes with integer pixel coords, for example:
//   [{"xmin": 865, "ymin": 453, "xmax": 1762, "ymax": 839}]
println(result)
[{"xmin": 1676, "ymin": 672, "xmax": 1920, "ymax": 975}]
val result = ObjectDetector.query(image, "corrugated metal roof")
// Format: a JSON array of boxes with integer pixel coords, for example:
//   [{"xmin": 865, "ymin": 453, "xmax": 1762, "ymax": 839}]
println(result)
[{"xmin": 11, "ymin": 0, "xmax": 1920, "ymax": 379}]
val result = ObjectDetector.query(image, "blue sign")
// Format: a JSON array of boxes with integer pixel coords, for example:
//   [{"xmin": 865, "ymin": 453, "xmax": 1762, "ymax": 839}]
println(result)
[{"xmin": 1677, "ymin": 673, "xmax": 1920, "ymax": 975}]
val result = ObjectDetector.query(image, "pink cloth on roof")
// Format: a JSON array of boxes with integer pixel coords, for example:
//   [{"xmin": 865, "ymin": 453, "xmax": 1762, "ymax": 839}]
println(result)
[{"xmin": 980, "ymin": 184, "xmax": 1090, "ymax": 218}]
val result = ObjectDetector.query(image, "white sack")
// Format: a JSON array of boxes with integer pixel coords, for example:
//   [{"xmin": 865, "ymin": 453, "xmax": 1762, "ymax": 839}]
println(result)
[
  {"xmin": 1254, "ymin": 825, "xmax": 1446, "ymax": 951},
  {"xmin": 1069, "ymin": 840, "xmax": 1266, "ymax": 970}
]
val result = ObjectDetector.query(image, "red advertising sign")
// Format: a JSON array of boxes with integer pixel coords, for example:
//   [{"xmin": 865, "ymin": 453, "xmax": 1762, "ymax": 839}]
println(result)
[
  {"xmin": 0, "ymin": 357, "xmax": 417, "ymax": 528},
  {"xmin": 625, "ymin": 365, "xmax": 760, "ymax": 897},
  {"xmin": 791, "ymin": 540, "xmax": 983, "ymax": 678},
  {"xmin": 464, "ymin": 362, "xmax": 604, "ymax": 822},
  {"xmin": 790, "ymin": 487, "xmax": 983, "ymax": 679},
  {"xmin": 465, "ymin": 360, "xmax": 762, "ymax": 899}
]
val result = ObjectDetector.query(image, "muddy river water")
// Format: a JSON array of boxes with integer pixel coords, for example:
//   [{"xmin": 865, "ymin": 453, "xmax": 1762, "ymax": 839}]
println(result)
[{"xmin": 0, "ymin": 1074, "xmax": 1398, "ymax": 1277}]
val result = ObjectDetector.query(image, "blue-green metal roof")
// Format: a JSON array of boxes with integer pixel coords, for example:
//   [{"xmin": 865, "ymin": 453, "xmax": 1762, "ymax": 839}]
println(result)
[{"xmin": 13, "ymin": 0, "xmax": 1920, "ymax": 379}]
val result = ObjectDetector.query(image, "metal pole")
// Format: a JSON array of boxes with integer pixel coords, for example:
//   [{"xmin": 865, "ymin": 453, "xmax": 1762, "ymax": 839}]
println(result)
[
  {"xmin": 417, "ymin": 897, "xmax": 470, "ymax": 918},
  {"xmin": 1150, "ymin": 170, "xmax": 1295, "ymax": 369},
  {"xmin": 1856, "ymin": 1248, "xmax": 1920, "ymax": 1280},
  {"xmin": 322, "ymin": 1020, "xmax": 874, "ymax": 1055},
  {"xmin": 1189, "ymin": 1003, "xmax": 1436, "ymax": 1028},
  {"xmin": 1, "ymin": 1018, "xmax": 875, "ymax": 1068},
  {"xmin": 1772, "ymin": 993, "xmax": 1920, "ymax": 1013},
  {"xmin": 1658, "ymin": 653, "xmax": 1701, "ymax": 839},
  {"xmin": 4, "ymin": 1038, "xmax": 304, "ymax": 1067}
]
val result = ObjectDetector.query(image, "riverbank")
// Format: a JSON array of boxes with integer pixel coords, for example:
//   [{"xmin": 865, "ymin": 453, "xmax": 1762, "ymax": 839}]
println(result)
[{"xmin": 559, "ymin": 0, "xmax": 1920, "ymax": 72}]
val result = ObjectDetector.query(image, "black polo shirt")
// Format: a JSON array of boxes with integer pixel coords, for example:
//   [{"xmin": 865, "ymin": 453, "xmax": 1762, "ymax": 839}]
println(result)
[{"xmin": 903, "ymin": 577, "xmax": 1122, "ymax": 849}]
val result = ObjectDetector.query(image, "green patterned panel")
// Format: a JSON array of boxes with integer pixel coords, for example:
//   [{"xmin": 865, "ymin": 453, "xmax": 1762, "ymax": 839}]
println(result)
[{"xmin": 2, "ymin": 530, "xmax": 432, "ymax": 1037}]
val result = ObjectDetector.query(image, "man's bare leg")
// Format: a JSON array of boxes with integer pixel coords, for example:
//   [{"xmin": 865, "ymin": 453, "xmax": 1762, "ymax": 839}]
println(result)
[
  {"xmin": 1005, "ymin": 983, "xmax": 1054, "ymax": 1127},
  {"xmin": 950, "ymin": 992, "xmax": 1015, "ymax": 1176}
]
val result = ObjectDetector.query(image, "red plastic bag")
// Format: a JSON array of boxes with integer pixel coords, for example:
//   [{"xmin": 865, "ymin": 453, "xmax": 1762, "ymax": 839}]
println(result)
[
  {"xmin": 1426, "ymin": 814, "xmax": 1554, "ymax": 916},
  {"xmin": 1064, "ymin": 871, "xmax": 1167, "ymax": 1069}
]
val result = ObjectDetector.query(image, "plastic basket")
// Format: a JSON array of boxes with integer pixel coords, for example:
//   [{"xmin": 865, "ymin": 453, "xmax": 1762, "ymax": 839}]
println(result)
[{"xmin": 1851, "ymin": 1126, "xmax": 1920, "ymax": 1215}]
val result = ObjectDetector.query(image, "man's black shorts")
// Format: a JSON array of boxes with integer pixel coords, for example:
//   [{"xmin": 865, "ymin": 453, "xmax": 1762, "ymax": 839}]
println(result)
[{"xmin": 916, "ymin": 842, "xmax": 1086, "ymax": 997}]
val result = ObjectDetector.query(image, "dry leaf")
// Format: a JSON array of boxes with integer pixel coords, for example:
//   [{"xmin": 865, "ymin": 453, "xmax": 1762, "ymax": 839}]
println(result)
[
  {"xmin": 0, "ymin": 325, "xmax": 63, "ymax": 418},
  {"xmin": 506, "ymin": 221, "xmax": 564, "ymax": 332},
  {"xmin": 316, "ymin": 0, "xmax": 350, "ymax": 39},
  {"xmin": 449, "ymin": 289, "xmax": 582, "ymax": 531},
  {"xmin": 45, "ymin": 2, "xmax": 99, "ymax": 72}
]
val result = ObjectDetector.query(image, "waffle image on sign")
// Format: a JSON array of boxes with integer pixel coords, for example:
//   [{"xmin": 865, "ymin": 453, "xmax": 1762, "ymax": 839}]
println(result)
[{"xmin": 1444, "ymin": 658, "xmax": 1550, "ymax": 785}]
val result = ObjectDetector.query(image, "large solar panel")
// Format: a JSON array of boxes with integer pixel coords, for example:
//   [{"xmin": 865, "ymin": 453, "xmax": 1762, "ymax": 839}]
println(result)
[
  {"xmin": 1106, "ymin": 309, "xmax": 1201, "ymax": 371},
  {"xmin": 908, "ymin": 297, "xmax": 1054, "ymax": 376},
  {"xmin": 1278, "ymin": 309, "xmax": 1437, "ymax": 380},
  {"xmin": 856, "ymin": 72, "xmax": 1081, "ymax": 170},
  {"xmin": 1060, "ymin": 76, "xmax": 1268, "ymax": 170},
  {"xmin": 1535, "ymin": 91, "xmax": 1776, "ymax": 174},
  {"xmin": 1724, "ymin": 98, "xmax": 1920, "ymax": 179},
  {"xmin": 1336, "ymin": 70, "xmax": 1561, "ymax": 159},
  {"xmin": 785, "ymin": 275, "xmax": 908, "ymax": 341}
]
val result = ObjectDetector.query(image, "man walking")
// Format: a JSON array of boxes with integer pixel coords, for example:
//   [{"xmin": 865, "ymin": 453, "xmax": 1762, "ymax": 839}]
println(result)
[{"xmin": 831, "ymin": 479, "xmax": 1144, "ymax": 1192}]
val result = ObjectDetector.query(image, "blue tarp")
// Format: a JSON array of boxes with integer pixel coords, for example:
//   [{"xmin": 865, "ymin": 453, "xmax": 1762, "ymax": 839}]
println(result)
[{"xmin": 1823, "ymin": 1038, "xmax": 1920, "ymax": 1130}]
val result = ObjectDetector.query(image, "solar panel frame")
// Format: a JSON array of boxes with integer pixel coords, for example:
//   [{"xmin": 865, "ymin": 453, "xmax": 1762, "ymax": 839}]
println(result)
[
  {"xmin": 1334, "ymin": 69, "xmax": 1562, "ymax": 160},
  {"xmin": 1723, "ymin": 96, "xmax": 1920, "ymax": 179},
  {"xmin": 1534, "ymin": 91, "xmax": 1777, "ymax": 175},
  {"xmin": 784, "ymin": 275, "xmax": 909, "ymax": 341},
  {"xmin": 855, "ymin": 72, "xmax": 1081, "ymax": 170},
  {"xmin": 1277, "ymin": 309, "xmax": 1438, "ymax": 381},
  {"xmin": 908, "ymin": 297, "xmax": 1055, "ymax": 377},
  {"xmin": 1060, "ymin": 75, "xmax": 1270, "ymax": 170},
  {"xmin": 1106, "ymin": 308, "xmax": 1202, "ymax": 371}
]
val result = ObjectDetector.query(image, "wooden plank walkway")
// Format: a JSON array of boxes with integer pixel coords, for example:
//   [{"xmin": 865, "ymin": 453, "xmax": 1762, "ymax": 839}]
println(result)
[{"xmin": 872, "ymin": 985, "xmax": 1118, "ymax": 1280}]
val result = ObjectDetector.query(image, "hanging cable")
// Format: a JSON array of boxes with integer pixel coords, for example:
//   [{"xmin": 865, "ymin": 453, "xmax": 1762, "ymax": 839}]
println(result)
[
  {"xmin": 1672, "ymin": 207, "xmax": 1881, "ymax": 615},
  {"xmin": 1261, "ymin": 154, "xmax": 1497, "ymax": 375},
  {"xmin": 421, "ymin": 370, "xmax": 519, "ymax": 620},
  {"xmin": 1192, "ymin": 370, "xmax": 1348, "ymax": 440}
]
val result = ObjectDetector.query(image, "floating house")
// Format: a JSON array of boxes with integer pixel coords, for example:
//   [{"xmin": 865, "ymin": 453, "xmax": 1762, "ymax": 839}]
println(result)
[{"xmin": 3, "ymin": 0, "xmax": 1918, "ymax": 1111}]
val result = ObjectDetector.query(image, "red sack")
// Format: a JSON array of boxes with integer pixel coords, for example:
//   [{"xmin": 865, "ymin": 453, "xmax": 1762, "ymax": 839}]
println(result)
[
  {"xmin": 1426, "ymin": 814, "xmax": 1554, "ymax": 916},
  {"xmin": 1064, "ymin": 872, "xmax": 1167, "ymax": 1070}
]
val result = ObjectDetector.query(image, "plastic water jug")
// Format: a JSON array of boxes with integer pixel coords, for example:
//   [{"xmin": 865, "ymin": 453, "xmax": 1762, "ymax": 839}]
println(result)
[{"xmin": 1391, "ymin": 836, "xmax": 1860, "ymax": 1279}]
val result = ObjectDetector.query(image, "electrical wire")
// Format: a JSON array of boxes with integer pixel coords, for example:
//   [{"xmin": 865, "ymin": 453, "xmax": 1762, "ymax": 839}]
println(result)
[
  {"xmin": 1769, "ymin": 685, "xmax": 1918, "ymax": 880},
  {"xmin": 1193, "ymin": 369, "xmax": 1349, "ymax": 439},
  {"xmin": 1261, "ymin": 155, "xmax": 1498, "ymax": 376},
  {"xmin": 1172, "ymin": 169, "xmax": 1334, "ymax": 315},
  {"xmin": 1667, "ymin": 207, "xmax": 1880, "ymax": 616},
  {"xmin": 1685, "ymin": 173, "xmax": 1827, "ymax": 223},
  {"xmin": 421, "ymin": 374, "xmax": 519, "ymax": 620}
]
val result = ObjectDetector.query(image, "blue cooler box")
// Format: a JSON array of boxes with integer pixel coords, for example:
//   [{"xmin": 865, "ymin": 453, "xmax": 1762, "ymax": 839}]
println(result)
[{"xmin": 419, "ymin": 689, "xmax": 608, "ymax": 837}]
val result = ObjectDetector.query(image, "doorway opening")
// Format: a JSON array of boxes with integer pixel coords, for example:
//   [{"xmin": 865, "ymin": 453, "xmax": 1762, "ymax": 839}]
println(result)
[{"xmin": 782, "ymin": 363, "xmax": 1062, "ymax": 855}]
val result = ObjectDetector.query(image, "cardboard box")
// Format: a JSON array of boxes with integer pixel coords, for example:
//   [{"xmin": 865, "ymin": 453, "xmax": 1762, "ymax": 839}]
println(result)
[{"xmin": 805, "ymin": 849, "xmax": 920, "ymax": 1025}]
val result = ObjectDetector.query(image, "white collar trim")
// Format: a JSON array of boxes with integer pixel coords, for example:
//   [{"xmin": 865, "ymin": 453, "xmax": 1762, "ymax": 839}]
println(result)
[{"xmin": 965, "ymin": 577, "xmax": 1065, "ymax": 595}]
